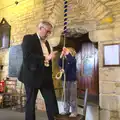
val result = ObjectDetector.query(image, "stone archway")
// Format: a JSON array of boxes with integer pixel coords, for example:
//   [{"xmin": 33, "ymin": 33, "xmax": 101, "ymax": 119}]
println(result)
[
  {"xmin": 44, "ymin": 0, "xmax": 113, "ymax": 26},
  {"xmin": 54, "ymin": 27, "xmax": 99, "ymax": 99}
]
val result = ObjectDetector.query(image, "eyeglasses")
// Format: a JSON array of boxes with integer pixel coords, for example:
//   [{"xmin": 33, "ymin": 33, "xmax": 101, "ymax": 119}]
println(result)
[{"xmin": 42, "ymin": 27, "xmax": 52, "ymax": 34}]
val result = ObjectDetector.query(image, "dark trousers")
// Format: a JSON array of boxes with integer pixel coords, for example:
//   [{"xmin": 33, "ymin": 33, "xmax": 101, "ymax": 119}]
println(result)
[{"xmin": 25, "ymin": 84, "xmax": 59, "ymax": 120}]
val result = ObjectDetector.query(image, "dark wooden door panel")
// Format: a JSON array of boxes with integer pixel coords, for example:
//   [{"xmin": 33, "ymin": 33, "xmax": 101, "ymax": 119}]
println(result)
[{"xmin": 76, "ymin": 42, "xmax": 98, "ymax": 95}]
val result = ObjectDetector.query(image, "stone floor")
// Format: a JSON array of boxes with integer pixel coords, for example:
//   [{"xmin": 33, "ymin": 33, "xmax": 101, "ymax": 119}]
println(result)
[
  {"xmin": 0, "ymin": 109, "xmax": 48, "ymax": 120},
  {"xmin": 0, "ymin": 104, "xmax": 99, "ymax": 120}
]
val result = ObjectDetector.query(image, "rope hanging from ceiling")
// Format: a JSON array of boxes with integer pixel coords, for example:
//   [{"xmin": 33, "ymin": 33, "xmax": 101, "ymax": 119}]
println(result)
[{"xmin": 55, "ymin": 0, "xmax": 68, "ymax": 106}]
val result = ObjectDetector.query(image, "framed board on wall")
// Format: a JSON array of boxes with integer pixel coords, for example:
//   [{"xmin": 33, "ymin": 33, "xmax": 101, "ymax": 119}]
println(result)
[
  {"xmin": 8, "ymin": 45, "xmax": 23, "ymax": 77},
  {"xmin": 103, "ymin": 44, "xmax": 120, "ymax": 66}
]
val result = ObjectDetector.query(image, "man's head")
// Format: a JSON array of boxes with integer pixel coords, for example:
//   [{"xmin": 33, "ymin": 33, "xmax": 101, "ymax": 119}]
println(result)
[{"xmin": 37, "ymin": 21, "xmax": 53, "ymax": 40}]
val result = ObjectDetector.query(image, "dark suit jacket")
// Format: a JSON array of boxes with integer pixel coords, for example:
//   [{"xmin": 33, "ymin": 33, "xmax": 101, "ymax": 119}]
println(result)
[{"xmin": 18, "ymin": 33, "xmax": 53, "ymax": 88}]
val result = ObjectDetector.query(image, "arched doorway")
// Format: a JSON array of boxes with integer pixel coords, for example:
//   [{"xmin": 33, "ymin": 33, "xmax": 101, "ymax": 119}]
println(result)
[
  {"xmin": 75, "ymin": 33, "xmax": 99, "ymax": 104},
  {"xmin": 53, "ymin": 32, "xmax": 99, "ymax": 104}
]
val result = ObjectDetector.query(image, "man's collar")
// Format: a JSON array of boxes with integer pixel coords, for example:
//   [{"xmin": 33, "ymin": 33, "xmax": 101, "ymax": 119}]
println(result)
[
  {"xmin": 37, "ymin": 32, "xmax": 40, "ymax": 40},
  {"xmin": 37, "ymin": 32, "xmax": 46, "ymax": 43}
]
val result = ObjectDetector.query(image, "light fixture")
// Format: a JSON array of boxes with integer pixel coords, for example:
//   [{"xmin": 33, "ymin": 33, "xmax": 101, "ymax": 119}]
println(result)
[{"xmin": 15, "ymin": 1, "xmax": 19, "ymax": 5}]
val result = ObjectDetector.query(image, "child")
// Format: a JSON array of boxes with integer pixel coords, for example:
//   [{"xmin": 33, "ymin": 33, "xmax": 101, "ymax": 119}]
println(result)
[{"xmin": 58, "ymin": 47, "xmax": 77, "ymax": 117}]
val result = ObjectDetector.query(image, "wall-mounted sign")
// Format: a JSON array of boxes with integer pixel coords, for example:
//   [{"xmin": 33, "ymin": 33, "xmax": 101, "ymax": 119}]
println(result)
[{"xmin": 103, "ymin": 44, "xmax": 120, "ymax": 66}]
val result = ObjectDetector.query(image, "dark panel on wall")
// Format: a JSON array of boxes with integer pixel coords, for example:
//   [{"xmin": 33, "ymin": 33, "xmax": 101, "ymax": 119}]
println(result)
[{"xmin": 8, "ymin": 45, "xmax": 23, "ymax": 77}]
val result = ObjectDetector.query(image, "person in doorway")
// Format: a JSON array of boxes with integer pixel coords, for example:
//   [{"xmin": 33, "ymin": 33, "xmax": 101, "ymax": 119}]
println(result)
[
  {"xmin": 58, "ymin": 47, "xmax": 77, "ymax": 117},
  {"xmin": 18, "ymin": 21, "xmax": 59, "ymax": 120}
]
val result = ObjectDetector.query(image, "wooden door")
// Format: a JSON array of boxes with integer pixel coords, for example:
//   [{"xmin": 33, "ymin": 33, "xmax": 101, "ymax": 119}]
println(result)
[{"xmin": 76, "ymin": 41, "xmax": 99, "ymax": 96}]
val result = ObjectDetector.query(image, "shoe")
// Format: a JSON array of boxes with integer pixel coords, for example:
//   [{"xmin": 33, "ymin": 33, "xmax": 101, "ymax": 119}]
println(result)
[
  {"xmin": 60, "ymin": 112, "xmax": 70, "ymax": 115},
  {"xmin": 69, "ymin": 113, "xmax": 77, "ymax": 117}
]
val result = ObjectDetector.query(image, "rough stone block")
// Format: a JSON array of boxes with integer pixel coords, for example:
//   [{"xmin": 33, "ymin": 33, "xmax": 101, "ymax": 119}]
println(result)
[{"xmin": 100, "ymin": 94, "xmax": 120, "ymax": 110}]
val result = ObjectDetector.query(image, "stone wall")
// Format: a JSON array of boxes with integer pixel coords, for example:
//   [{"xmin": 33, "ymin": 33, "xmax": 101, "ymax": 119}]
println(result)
[
  {"xmin": 90, "ymin": 28, "xmax": 120, "ymax": 120},
  {"xmin": 0, "ymin": 0, "xmax": 45, "ymax": 77},
  {"xmin": 99, "ymin": 40, "xmax": 120, "ymax": 120},
  {"xmin": 0, "ymin": 0, "xmax": 46, "ymax": 111}
]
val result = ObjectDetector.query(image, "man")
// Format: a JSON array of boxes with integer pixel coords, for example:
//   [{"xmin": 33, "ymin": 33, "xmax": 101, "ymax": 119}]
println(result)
[{"xmin": 18, "ymin": 21, "xmax": 59, "ymax": 120}]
